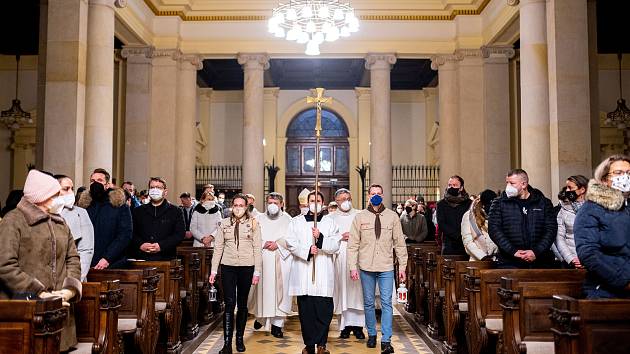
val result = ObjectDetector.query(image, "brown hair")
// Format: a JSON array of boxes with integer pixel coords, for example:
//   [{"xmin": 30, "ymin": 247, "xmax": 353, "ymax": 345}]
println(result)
[
  {"xmin": 148, "ymin": 176, "xmax": 167, "ymax": 189},
  {"xmin": 200, "ymin": 191, "xmax": 215, "ymax": 201},
  {"xmin": 368, "ymin": 184, "xmax": 383, "ymax": 194},
  {"xmin": 507, "ymin": 169, "xmax": 529, "ymax": 183},
  {"xmin": 567, "ymin": 175, "xmax": 589, "ymax": 191},
  {"xmin": 91, "ymin": 168, "xmax": 111, "ymax": 182}
]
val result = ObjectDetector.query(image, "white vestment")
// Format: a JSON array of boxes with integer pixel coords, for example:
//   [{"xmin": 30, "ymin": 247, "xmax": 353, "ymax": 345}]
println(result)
[
  {"xmin": 247, "ymin": 212, "xmax": 293, "ymax": 324},
  {"xmin": 286, "ymin": 214, "xmax": 341, "ymax": 298}
]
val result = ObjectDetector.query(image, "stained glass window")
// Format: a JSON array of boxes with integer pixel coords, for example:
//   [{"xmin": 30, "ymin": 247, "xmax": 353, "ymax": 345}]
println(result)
[{"xmin": 286, "ymin": 109, "xmax": 349, "ymax": 138}]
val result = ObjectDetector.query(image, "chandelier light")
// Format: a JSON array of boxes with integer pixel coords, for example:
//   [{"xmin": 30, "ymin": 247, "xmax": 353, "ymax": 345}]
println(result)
[
  {"xmin": 1, "ymin": 55, "xmax": 32, "ymax": 131},
  {"xmin": 605, "ymin": 53, "xmax": 630, "ymax": 130},
  {"xmin": 269, "ymin": 0, "xmax": 359, "ymax": 56}
]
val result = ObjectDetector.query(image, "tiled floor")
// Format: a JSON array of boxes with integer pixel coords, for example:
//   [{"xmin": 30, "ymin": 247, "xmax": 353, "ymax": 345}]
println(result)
[{"xmin": 193, "ymin": 308, "xmax": 432, "ymax": 354}]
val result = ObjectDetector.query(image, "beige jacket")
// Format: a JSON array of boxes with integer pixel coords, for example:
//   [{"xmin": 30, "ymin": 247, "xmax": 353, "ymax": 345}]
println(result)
[
  {"xmin": 347, "ymin": 208, "xmax": 408, "ymax": 272},
  {"xmin": 211, "ymin": 216, "xmax": 262, "ymax": 276}
]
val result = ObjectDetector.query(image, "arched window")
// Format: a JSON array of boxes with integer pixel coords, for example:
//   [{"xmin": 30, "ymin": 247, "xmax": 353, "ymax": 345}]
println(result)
[{"xmin": 286, "ymin": 109, "xmax": 349, "ymax": 138}]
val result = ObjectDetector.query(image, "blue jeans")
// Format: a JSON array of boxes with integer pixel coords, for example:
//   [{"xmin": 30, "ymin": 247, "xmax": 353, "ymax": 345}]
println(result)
[{"xmin": 360, "ymin": 270, "xmax": 394, "ymax": 342}]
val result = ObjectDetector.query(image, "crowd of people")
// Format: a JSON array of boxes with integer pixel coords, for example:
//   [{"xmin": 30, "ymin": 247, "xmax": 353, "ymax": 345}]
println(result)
[{"xmin": 0, "ymin": 153, "xmax": 628, "ymax": 353}]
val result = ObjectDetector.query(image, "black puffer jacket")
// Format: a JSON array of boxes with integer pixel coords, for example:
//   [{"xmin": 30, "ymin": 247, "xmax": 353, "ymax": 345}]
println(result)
[{"xmin": 488, "ymin": 186, "xmax": 557, "ymax": 268}]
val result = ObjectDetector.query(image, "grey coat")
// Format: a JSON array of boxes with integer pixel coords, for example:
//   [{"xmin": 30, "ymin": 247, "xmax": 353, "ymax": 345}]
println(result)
[
  {"xmin": 61, "ymin": 206, "xmax": 95, "ymax": 281},
  {"xmin": 555, "ymin": 202, "xmax": 582, "ymax": 263}
]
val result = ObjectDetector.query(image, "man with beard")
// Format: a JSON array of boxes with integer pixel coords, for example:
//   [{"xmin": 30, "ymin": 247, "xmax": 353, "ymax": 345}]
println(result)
[
  {"xmin": 78, "ymin": 168, "xmax": 132, "ymax": 269},
  {"xmin": 436, "ymin": 175, "xmax": 472, "ymax": 255},
  {"xmin": 248, "ymin": 192, "xmax": 293, "ymax": 338}
]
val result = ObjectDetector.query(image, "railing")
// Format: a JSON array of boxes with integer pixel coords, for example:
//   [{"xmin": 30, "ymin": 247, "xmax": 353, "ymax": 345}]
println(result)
[
  {"xmin": 360, "ymin": 164, "xmax": 441, "ymax": 208},
  {"xmin": 194, "ymin": 165, "xmax": 269, "ymax": 199}
]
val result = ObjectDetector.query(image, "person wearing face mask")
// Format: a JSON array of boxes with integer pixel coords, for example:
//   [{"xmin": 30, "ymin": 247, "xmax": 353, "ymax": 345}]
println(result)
[
  {"xmin": 245, "ymin": 193, "xmax": 260, "ymax": 217},
  {"xmin": 179, "ymin": 192, "xmax": 197, "ymax": 239},
  {"xmin": 297, "ymin": 188, "xmax": 311, "ymax": 216},
  {"xmin": 78, "ymin": 168, "xmax": 132, "ymax": 270},
  {"xmin": 190, "ymin": 191, "xmax": 222, "ymax": 248},
  {"xmin": 554, "ymin": 175, "xmax": 589, "ymax": 269},
  {"xmin": 286, "ymin": 191, "xmax": 341, "ymax": 354},
  {"xmin": 417, "ymin": 196, "xmax": 436, "ymax": 241},
  {"xmin": 130, "ymin": 177, "xmax": 186, "ymax": 261},
  {"xmin": 217, "ymin": 192, "xmax": 229, "ymax": 218},
  {"xmin": 400, "ymin": 199, "xmax": 428, "ymax": 244},
  {"xmin": 210, "ymin": 194, "xmax": 262, "ymax": 354},
  {"xmin": 436, "ymin": 175, "xmax": 473, "ymax": 255},
  {"xmin": 328, "ymin": 189, "xmax": 365, "ymax": 341},
  {"xmin": 574, "ymin": 154, "xmax": 630, "ymax": 299},
  {"xmin": 347, "ymin": 184, "xmax": 407, "ymax": 354},
  {"xmin": 0, "ymin": 169, "xmax": 82, "ymax": 352},
  {"xmin": 248, "ymin": 192, "xmax": 293, "ymax": 338},
  {"xmin": 488, "ymin": 169, "xmax": 557, "ymax": 269},
  {"xmin": 395, "ymin": 203, "xmax": 404, "ymax": 216},
  {"xmin": 461, "ymin": 190, "xmax": 498, "ymax": 261},
  {"xmin": 55, "ymin": 175, "xmax": 94, "ymax": 281}
]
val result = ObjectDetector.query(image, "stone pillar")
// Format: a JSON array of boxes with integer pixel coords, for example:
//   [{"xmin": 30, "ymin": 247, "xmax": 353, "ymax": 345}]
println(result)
[
  {"xmin": 263, "ymin": 87, "xmax": 280, "ymax": 194},
  {"xmin": 197, "ymin": 88, "xmax": 213, "ymax": 165},
  {"xmin": 83, "ymin": 0, "xmax": 126, "ymax": 184},
  {"xmin": 516, "ymin": 0, "xmax": 552, "ymax": 195},
  {"xmin": 547, "ymin": 0, "xmax": 592, "ymax": 199},
  {"xmin": 423, "ymin": 87, "xmax": 439, "ymax": 165},
  {"xmin": 354, "ymin": 87, "xmax": 371, "ymax": 203},
  {"xmin": 175, "ymin": 55, "xmax": 202, "ymax": 197},
  {"xmin": 238, "ymin": 53, "xmax": 269, "ymax": 209},
  {"xmin": 431, "ymin": 55, "xmax": 460, "ymax": 191},
  {"xmin": 365, "ymin": 53, "xmax": 396, "ymax": 208},
  {"xmin": 587, "ymin": 0, "xmax": 600, "ymax": 167},
  {"xmin": 39, "ymin": 0, "xmax": 89, "ymax": 184}
]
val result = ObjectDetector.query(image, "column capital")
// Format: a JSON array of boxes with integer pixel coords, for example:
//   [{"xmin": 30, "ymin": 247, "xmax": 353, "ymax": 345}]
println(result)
[
  {"xmin": 88, "ymin": 0, "xmax": 127, "ymax": 8},
  {"xmin": 179, "ymin": 54, "xmax": 203, "ymax": 70},
  {"xmin": 264, "ymin": 87, "xmax": 280, "ymax": 99},
  {"xmin": 198, "ymin": 88, "xmax": 213, "ymax": 100},
  {"xmin": 481, "ymin": 45, "xmax": 516, "ymax": 59},
  {"xmin": 237, "ymin": 53, "xmax": 270, "ymax": 71},
  {"xmin": 355, "ymin": 86, "xmax": 371, "ymax": 98},
  {"xmin": 430, "ymin": 54, "xmax": 461, "ymax": 70},
  {"xmin": 422, "ymin": 87, "xmax": 438, "ymax": 98},
  {"xmin": 121, "ymin": 45, "xmax": 154, "ymax": 60},
  {"xmin": 365, "ymin": 53, "xmax": 397, "ymax": 70},
  {"xmin": 507, "ymin": 0, "xmax": 519, "ymax": 6}
]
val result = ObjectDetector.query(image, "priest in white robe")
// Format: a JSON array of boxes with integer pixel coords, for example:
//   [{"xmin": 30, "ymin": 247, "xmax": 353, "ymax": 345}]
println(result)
[
  {"xmin": 286, "ymin": 191, "xmax": 341, "ymax": 354},
  {"xmin": 329, "ymin": 188, "xmax": 365, "ymax": 339},
  {"xmin": 248, "ymin": 192, "xmax": 293, "ymax": 338}
]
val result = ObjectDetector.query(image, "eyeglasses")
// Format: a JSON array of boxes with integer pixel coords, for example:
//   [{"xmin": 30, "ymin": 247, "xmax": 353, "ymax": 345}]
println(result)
[{"xmin": 609, "ymin": 170, "xmax": 630, "ymax": 177}]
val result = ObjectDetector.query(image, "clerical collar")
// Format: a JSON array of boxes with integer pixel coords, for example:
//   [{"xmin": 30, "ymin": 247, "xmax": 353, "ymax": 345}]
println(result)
[{"xmin": 304, "ymin": 212, "xmax": 324, "ymax": 222}]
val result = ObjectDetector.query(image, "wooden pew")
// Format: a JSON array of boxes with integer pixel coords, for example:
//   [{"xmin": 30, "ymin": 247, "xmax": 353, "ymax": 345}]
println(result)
[
  {"xmin": 176, "ymin": 247, "xmax": 202, "ymax": 340},
  {"xmin": 442, "ymin": 259, "xmax": 494, "ymax": 354},
  {"xmin": 88, "ymin": 268, "xmax": 160, "ymax": 354},
  {"xmin": 464, "ymin": 268, "xmax": 585, "ymax": 354},
  {"xmin": 413, "ymin": 243, "xmax": 441, "ymax": 324},
  {"xmin": 75, "ymin": 280, "xmax": 124, "ymax": 354},
  {"xmin": 0, "ymin": 297, "xmax": 67, "ymax": 354},
  {"xmin": 426, "ymin": 252, "xmax": 468, "ymax": 340},
  {"xmin": 498, "ymin": 274, "xmax": 584, "ymax": 354},
  {"xmin": 550, "ymin": 295, "xmax": 630, "ymax": 354},
  {"xmin": 128, "ymin": 260, "xmax": 183, "ymax": 354},
  {"xmin": 404, "ymin": 243, "xmax": 432, "ymax": 314}
]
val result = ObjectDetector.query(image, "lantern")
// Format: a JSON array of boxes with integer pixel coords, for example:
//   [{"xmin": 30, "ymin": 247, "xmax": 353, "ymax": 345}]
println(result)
[
  {"xmin": 209, "ymin": 285, "xmax": 218, "ymax": 302},
  {"xmin": 397, "ymin": 283, "xmax": 408, "ymax": 304}
]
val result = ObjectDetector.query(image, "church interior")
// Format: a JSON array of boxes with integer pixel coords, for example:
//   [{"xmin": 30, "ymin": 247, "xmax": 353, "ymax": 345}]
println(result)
[{"xmin": 0, "ymin": 0, "xmax": 629, "ymax": 353}]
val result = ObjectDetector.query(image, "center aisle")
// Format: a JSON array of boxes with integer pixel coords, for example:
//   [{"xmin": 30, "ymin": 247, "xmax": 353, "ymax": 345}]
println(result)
[{"xmin": 193, "ymin": 308, "xmax": 432, "ymax": 354}]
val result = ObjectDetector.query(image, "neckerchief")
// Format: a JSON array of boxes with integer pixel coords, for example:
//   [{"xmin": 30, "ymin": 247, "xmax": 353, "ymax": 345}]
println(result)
[{"xmin": 367, "ymin": 204, "xmax": 385, "ymax": 239}]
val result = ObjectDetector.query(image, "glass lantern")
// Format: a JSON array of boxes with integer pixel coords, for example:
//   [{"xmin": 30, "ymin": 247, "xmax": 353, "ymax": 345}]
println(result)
[
  {"xmin": 209, "ymin": 285, "xmax": 218, "ymax": 302},
  {"xmin": 396, "ymin": 283, "xmax": 408, "ymax": 304}
]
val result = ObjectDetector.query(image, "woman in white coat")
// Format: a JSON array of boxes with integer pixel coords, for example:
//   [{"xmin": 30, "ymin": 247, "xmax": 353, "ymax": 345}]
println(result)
[
  {"xmin": 190, "ymin": 191, "xmax": 222, "ymax": 247},
  {"xmin": 461, "ymin": 190, "xmax": 498, "ymax": 261}
]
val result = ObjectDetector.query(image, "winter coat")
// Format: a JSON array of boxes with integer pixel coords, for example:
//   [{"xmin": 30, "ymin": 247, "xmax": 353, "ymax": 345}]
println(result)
[
  {"xmin": 131, "ymin": 201, "xmax": 186, "ymax": 261},
  {"xmin": 461, "ymin": 199, "xmax": 498, "ymax": 261},
  {"xmin": 190, "ymin": 203, "xmax": 222, "ymax": 247},
  {"xmin": 78, "ymin": 188, "xmax": 133, "ymax": 269},
  {"xmin": 574, "ymin": 181, "xmax": 630, "ymax": 299},
  {"xmin": 0, "ymin": 198, "xmax": 82, "ymax": 351},
  {"xmin": 555, "ymin": 201, "xmax": 583, "ymax": 264},
  {"xmin": 488, "ymin": 186, "xmax": 557, "ymax": 268},
  {"xmin": 61, "ymin": 205, "xmax": 95, "ymax": 281},
  {"xmin": 436, "ymin": 195, "xmax": 472, "ymax": 255},
  {"xmin": 400, "ymin": 212, "xmax": 428, "ymax": 243}
]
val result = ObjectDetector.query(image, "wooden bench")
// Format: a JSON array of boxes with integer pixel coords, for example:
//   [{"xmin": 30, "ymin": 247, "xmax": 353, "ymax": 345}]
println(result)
[
  {"xmin": 464, "ymin": 268, "xmax": 585, "ymax": 354},
  {"xmin": 0, "ymin": 297, "xmax": 67, "ymax": 354},
  {"xmin": 442, "ymin": 259, "xmax": 494, "ymax": 354},
  {"xmin": 75, "ymin": 280, "xmax": 124, "ymax": 354},
  {"xmin": 550, "ymin": 295, "xmax": 630, "ymax": 354},
  {"xmin": 88, "ymin": 268, "xmax": 160, "ymax": 354},
  {"xmin": 412, "ymin": 243, "xmax": 441, "ymax": 324},
  {"xmin": 176, "ymin": 248, "xmax": 202, "ymax": 340},
  {"xmin": 426, "ymin": 252, "xmax": 468, "ymax": 340},
  {"xmin": 128, "ymin": 260, "xmax": 183, "ymax": 353},
  {"xmin": 404, "ymin": 243, "xmax": 435, "ymax": 314},
  {"xmin": 499, "ymin": 274, "xmax": 584, "ymax": 354}
]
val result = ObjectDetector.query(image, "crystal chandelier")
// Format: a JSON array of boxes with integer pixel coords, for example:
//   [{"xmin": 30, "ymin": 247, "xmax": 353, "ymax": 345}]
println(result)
[
  {"xmin": 1, "ymin": 55, "xmax": 32, "ymax": 131},
  {"xmin": 605, "ymin": 53, "xmax": 630, "ymax": 130},
  {"xmin": 268, "ymin": 1, "xmax": 359, "ymax": 56}
]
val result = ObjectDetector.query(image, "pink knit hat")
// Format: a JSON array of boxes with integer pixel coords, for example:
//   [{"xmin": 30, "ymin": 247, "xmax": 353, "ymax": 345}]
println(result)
[{"xmin": 23, "ymin": 169, "xmax": 61, "ymax": 204}]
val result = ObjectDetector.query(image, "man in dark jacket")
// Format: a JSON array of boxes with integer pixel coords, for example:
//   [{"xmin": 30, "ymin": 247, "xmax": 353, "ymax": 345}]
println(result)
[
  {"xmin": 436, "ymin": 175, "xmax": 472, "ymax": 255},
  {"xmin": 488, "ymin": 169, "xmax": 557, "ymax": 269},
  {"xmin": 131, "ymin": 177, "xmax": 185, "ymax": 261},
  {"xmin": 79, "ymin": 168, "xmax": 133, "ymax": 269}
]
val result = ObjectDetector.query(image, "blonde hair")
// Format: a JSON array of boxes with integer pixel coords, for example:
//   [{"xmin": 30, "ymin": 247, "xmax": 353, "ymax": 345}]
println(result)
[
  {"xmin": 200, "ymin": 191, "xmax": 215, "ymax": 202},
  {"xmin": 593, "ymin": 154, "xmax": 630, "ymax": 183}
]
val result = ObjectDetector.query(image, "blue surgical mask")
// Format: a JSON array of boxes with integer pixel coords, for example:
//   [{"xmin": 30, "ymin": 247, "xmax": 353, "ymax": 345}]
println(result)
[{"xmin": 370, "ymin": 194, "xmax": 383, "ymax": 206}]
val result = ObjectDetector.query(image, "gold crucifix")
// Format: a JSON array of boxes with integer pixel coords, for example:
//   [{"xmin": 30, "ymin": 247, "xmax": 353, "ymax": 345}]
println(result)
[{"xmin": 306, "ymin": 88, "xmax": 332, "ymax": 283}]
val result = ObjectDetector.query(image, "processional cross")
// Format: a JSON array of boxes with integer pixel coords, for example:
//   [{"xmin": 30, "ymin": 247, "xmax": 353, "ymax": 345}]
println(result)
[{"xmin": 306, "ymin": 88, "xmax": 332, "ymax": 283}]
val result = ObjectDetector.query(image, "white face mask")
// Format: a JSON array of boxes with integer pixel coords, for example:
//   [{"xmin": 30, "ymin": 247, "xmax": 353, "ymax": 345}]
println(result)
[
  {"xmin": 232, "ymin": 206, "xmax": 246, "ymax": 218},
  {"xmin": 148, "ymin": 188, "xmax": 163, "ymax": 201},
  {"xmin": 203, "ymin": 201, "xmax": 216, "ymax": 210},
  {"xmin": 218, "ymin": 198, "xmax": 225, "ymax": 204},
  {"xmin": 309, "ymin": 202, "xmax": 323, "ymax": 214},
  {"xmin": 48, "ymin": 196, "xmax": 65, "ymax": 215},
  {"xmin": 611, "ymin": 174, "xmax": 630, "ymax": 193},
  {"xmin": 340, "ymin": 200, "xmax": 352, "ymax": 212},
  {"xmin": 142, "ymin": 198, "xmax": 150, "ymax": 205},
  {"xmin": 300, "ymin": 207, "xmax": 309, "ymax": 215},
  {"xmin": 62, "ymin": 193, "xmax": 75, "ymax": 209},
  {"xmin": 266, "ymin": 203, "xmax": 280, "ymax": 216},
  {"xmin": 505, "ymin": 184, "xmax": 519, "ymax": 198}
]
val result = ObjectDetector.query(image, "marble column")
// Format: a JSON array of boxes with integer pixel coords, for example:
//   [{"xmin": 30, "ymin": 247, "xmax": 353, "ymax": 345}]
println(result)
[
  {"xmin": 515, "ymin": 0, "xmax": 552, "ymax": 196},
  {"xmin": 175, "ymin": 55, "xmax": 202, "ymax": 197},
  {"xmin": 354, "ymin": 87, "xmax": 371, "ymax": 204},
  {"xmin": 83, "ymin": 0, "xmax": 125, "ymax": 184},
  {"xmin": 423, "ymin": 87, "xmax": 438, "ymax": 165},
  {"xmin": 587, "ymin": 0, "xmax": 600, "ymax": 167},
  {"xmin": 197, "ymin": 88, "xmax": 213, "ymax": 165},
  {"xmin": 263, "ymin": 87, "xmax": 280, "ymax": 194},
  {"xmin": 238, "ymin": 53, "xmax": 269, "ymax": 209},
  {"xmin": 39, "ymin": 0, "xmax": 89, "ymax": 185},
  {"xmin": 431, "ymin": 55, "xmax": 460, "ymax": 191},
  {"xmin": 547, "ymin": 0, "xmax": 592, "ymax": 199},
  {"xmin": 365, "ymin": 53, "xmax": 396, "ymax": 208}
]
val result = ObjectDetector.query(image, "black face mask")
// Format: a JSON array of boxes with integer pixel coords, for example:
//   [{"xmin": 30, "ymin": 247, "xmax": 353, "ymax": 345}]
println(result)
[
  {"xmin": 447, "ymin": 187, "xmax": 460, "ymax": 197},
  {"xmin": 565, "ymin": 190, "xmax": 578, "ymax": 202},
  {"xmin": 483, "ymin": 203, "xmax": 491, "ymax": 216},
  {"xmin": 248, "ymin": 205, "xmax": 254, "ymax": 212},
  {"xmin": 89, "ymin": 182, "xmax": 107, "ymax": 202},
  {"xmin": 405, "ymin": 206, "xmax": 413, "ymax": 214}
]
